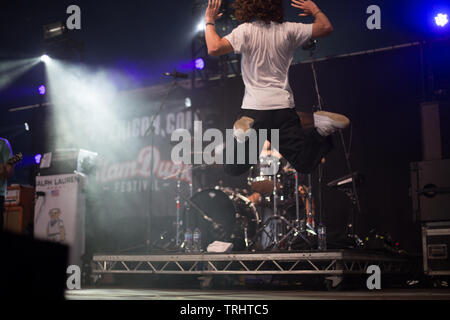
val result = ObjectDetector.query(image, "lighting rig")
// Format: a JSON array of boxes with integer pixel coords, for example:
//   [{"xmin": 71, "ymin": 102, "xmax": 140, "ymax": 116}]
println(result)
[
  {"xmin": 43, "ymin": 21, "xmax": 84, "ymax": 62},
  {"xmin": 191, "ymin": 0, "xmax": 241, "ymax": 87}
]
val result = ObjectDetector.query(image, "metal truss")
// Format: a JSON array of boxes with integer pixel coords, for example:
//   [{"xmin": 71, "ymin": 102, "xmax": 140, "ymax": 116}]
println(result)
[{"xmin": 92, "ymin": 251, "xmax": 415, "ymax": 276}]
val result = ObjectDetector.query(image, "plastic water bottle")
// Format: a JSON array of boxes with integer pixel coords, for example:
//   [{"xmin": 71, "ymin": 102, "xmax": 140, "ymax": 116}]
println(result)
[
  {"xmin": 318, "ymin": 224, "xmax": 327, "ymax": 251},
  {"xmin": 193, "ymin": 228, "xmax": 202, "ymax": 252},
  {"xmin": 184, "ymin": 228, "xmax": 193, "ymax": 253}
]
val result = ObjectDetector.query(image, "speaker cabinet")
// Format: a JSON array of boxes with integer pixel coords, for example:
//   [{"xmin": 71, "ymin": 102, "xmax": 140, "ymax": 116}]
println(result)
[
  {"xmin": 411, "ymin": 159, "xmax": 450, "ymax": 222},
  {"xmin": 5, "ymin": 185, "xmax": 34, "ymax": 207},
  {"xmin": 421, "ymin": 102, "xmax": 450, "ymax": 160},
  {"xmin": 3, "ymin": 185, "xmax": 35, "ymax": 235},
  {"xmin": 3, "ymin": 206, "xmax": 24, "ymax": 234}
]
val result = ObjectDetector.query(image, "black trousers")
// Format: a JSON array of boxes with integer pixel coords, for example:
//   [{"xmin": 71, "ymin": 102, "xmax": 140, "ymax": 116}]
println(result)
[
  {"xmin": 224, "ymin": 108, "xmax": 332, "ymax": 175},
  {"xmin": 0, "ymin": 196, "xmax": 4, "ymax": 231}
]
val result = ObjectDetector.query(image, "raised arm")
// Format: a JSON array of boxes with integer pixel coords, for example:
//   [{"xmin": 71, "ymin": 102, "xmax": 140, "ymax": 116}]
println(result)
[
  {"xmin": 291, "ymin": 0, "xmax": 333, "ymax": 38},
  {"xmin": 0, "ymin": 142, "xmax": 14, "ymax": 181},
  {"xmin": 205, "ymin": 0, "xmax": 234, "ymax": 56}
]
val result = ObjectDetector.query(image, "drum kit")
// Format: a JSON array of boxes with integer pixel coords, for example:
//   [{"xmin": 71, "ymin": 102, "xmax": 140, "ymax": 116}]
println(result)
[{"xmin": 172, "ymin": 144, "xmax": 319, "ymax": 253}]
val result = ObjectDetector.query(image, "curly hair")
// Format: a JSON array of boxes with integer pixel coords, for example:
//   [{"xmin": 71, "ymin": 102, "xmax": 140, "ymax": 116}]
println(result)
[{"xmin": 232, "ymin": 0, "xmax": 285, "ymax": 24}]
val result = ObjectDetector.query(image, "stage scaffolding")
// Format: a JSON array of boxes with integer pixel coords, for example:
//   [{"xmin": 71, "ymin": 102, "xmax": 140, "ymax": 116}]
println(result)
[{"xmin": 92, "ymin": 250, "xmax": 416, "ymax": 276}]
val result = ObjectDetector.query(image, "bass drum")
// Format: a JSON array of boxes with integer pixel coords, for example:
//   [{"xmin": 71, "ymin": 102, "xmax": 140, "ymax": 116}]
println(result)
[{"xmin": 188, "ymin": 188, "xmax": 260, "ymax": 251}]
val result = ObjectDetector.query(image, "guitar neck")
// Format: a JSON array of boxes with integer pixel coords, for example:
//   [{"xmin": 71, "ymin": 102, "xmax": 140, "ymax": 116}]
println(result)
[{"xmin": 7, "ymin": 153, "xmax": 23, "ymax": 166}]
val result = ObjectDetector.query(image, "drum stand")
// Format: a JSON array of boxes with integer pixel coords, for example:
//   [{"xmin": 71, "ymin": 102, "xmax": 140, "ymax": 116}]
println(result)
[
  {"xmin": 175, "ymin": 174, "xmax": 182, "ymax": 247},
  {"xmin": 253, "ymin": 170, "xmax": 311, "ymax": 250},
  {"xmin": 303, "ymin": 174, "xmax": 317, "ymax": 235},
  {"xmin": 341, "ymin": 185, "xmax": 364, "ymax": 247},
  {"xmin": 285, "ymin": 171, "xmax": 313, "ymax": 249}
]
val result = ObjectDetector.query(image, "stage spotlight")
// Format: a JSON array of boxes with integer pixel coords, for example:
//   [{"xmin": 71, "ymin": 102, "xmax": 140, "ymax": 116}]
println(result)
[
  {"xmin": 185, "ymin": 97, "xmax": 192, "ymax": 108},
  {"xmin": 196, "ymin": 21, "xmax": 205, "ymax": 33},
  {"xmin": 435, "ymin": 13, "xmax": 448, "ymax": 27},
  {"xmin": 40, "ymin": 55, "xmax": 50, "ymax": 63},
  {"xmin": 34, "ymin": 154, "xmax": 42, "ymax": 165},
  {"xmin": 195, "ymin": 58, "xmax": 205, "ymax": 70},
  {"xmin": 24, "ymin": 123, "xmax": 30, "ymax": 132},
  {"xmin": 38, "ymin": 85, "xmax": 46, "ymax": 95}
]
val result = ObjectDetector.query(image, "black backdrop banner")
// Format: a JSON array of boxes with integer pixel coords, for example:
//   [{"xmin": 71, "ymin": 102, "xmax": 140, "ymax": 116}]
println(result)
[{"xmin": 90, "ymin": 85, "xmax": 201, "ymax": 252}]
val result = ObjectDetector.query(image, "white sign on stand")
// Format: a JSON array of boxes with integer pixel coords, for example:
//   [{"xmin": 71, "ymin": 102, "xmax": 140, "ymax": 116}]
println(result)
[{"xmin": 34, "ymin": 174, "xmax": 85, "ymax": 267}]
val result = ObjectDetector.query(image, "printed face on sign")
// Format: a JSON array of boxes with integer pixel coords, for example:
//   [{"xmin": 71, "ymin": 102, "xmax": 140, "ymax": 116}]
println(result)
[{"xmin": 49, "ymin": 208, "xmax": 61, "ymax": 221}]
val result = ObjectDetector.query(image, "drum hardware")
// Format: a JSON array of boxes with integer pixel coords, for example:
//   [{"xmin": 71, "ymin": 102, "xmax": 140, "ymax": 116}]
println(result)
[
  {"xmin": 178, "ymin": 188, "xmax": 260, "ymax": 252},
  {"xmin": 163, "ymin": 165, "xmax": 195, "ymax": 249},
  {"xmin": 255, "ymin": 214, "xmax": 295, "ymax": 250},
  {"xmin": 175, "ymin": 175, "xmax": 182, "ymax": 247},
  {"xmin": 251, "ymin": 167, "xmax": 312, "ymax": 250},
  {"xmin": 284, "ymin": 171, "xmax": 312, "ymax": 250},
  {"xmin": 341, "ymin": 184, "xmax": 364, "ymax": 247},
  {"xmin": 305, "ymin": 175, "xmax": 317, "ymax": 235},
  {"xmin": 167, "ymin": 150, "xmax": 321, "ymax": 253},
  {"xmin": 150, "ymin": 230, "xmax": 179, "ymax": 252},
  {"xmin": 233, "ymin": 192, "xmax": 260, "ymax": 249},
  {"xmin": 248, "ymin": 156, "xmax": 282, "ymax": 195},
  {"xmin": 178, "ymin": 192, "xmax": 227, "ymax": 240},
  {"xmin": 245, "ymin": 153, "xmax": 318, "ymax": 251}
]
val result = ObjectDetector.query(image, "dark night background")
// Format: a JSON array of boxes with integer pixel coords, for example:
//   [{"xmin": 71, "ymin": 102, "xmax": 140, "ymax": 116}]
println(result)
[
  {"xmin": 0, "ymin": 0, "xmax": 449, "ymax": 254},
  {"xmin": 1, "ymin": 0, "xmax": 448, "ymax": 107}
]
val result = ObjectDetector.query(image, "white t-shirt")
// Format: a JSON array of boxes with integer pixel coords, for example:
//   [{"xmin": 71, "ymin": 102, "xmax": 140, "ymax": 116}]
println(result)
[{"xmin": 225, "ymin": 21, "xmax": 313, "ymax": 110}]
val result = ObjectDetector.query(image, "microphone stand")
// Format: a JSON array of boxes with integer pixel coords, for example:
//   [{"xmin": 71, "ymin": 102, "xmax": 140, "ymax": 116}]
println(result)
[
  {"xmin": 305, "ymin": 40, "xmax": 362, "ymax": 249},
  {"xmin": 144, "ymin": 78, "xmax": 178, "ymax": 253},
  {"xmin": 339, "ymin": 129, "xmax": 364, "ymax": 247},
  {"xmin": 303, "ymin": 40, "xmax": 326, "ymax": 249}
]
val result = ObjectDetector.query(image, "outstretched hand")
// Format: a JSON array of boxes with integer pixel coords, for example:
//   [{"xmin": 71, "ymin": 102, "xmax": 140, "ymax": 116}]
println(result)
[
  {"xmin": 205, "ymin": 0, "xmax": 223, "ymax": 23},
  {"xmin": 291, "ymin": 0, "xmax": 321, "ymax": 17}
]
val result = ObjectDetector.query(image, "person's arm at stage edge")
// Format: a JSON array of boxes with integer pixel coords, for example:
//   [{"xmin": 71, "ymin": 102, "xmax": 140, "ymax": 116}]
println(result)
[
  {"xmin": 0, "ymin": 141, "xmax": 14, "ymax": 180},
  {"xmin": 291, "ymin": 0, "xmax": 333, "ymax": 38},
  {"xmin": 5, "ymin": 163, "xmax": 14, "ymax": 179},
  {"xmin": 5, "ymin": 144, "xmax": 14, "ymax": 179},
  {"xmin": 0, "ymin": 163, "xmax": 14, "ymax": 181},
  {"xmin": 205, "ymin": 0, "xmax": 234, "ymax": 56}
]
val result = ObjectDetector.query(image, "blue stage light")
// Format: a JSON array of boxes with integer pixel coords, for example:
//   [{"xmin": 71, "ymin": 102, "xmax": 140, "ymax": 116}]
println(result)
[
  {"xmin": 195, "ymin": 58, "xmax": 205, "ymax": 70},
  {"xmin": 435, "ymin": 13, "xmax": 448, "ymax": 27},
  {"xmin": 38, "ymin": 85, "xmax": 46, "ymax": 95},
  {"xmin": 35, "ymin": 154, "xmax": 42, "ymax": 165}
]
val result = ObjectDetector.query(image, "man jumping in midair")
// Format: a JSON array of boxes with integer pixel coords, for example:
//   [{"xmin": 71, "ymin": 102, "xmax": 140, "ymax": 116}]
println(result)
[{"xmin": 204, "ymin": 0, "xmax": 350, "ymax": 175}]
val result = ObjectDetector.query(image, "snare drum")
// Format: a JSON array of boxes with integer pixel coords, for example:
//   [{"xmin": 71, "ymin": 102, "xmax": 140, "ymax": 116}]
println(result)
[{"xmin": 247, "ymin": 156, "xmax": 281, "ymax": 195}]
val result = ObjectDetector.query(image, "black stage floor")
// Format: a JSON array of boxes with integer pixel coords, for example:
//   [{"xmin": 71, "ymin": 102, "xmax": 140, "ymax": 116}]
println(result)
[{"xmin": 65, "ymin": 288, "xmax": 450, "ymax": 300}]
